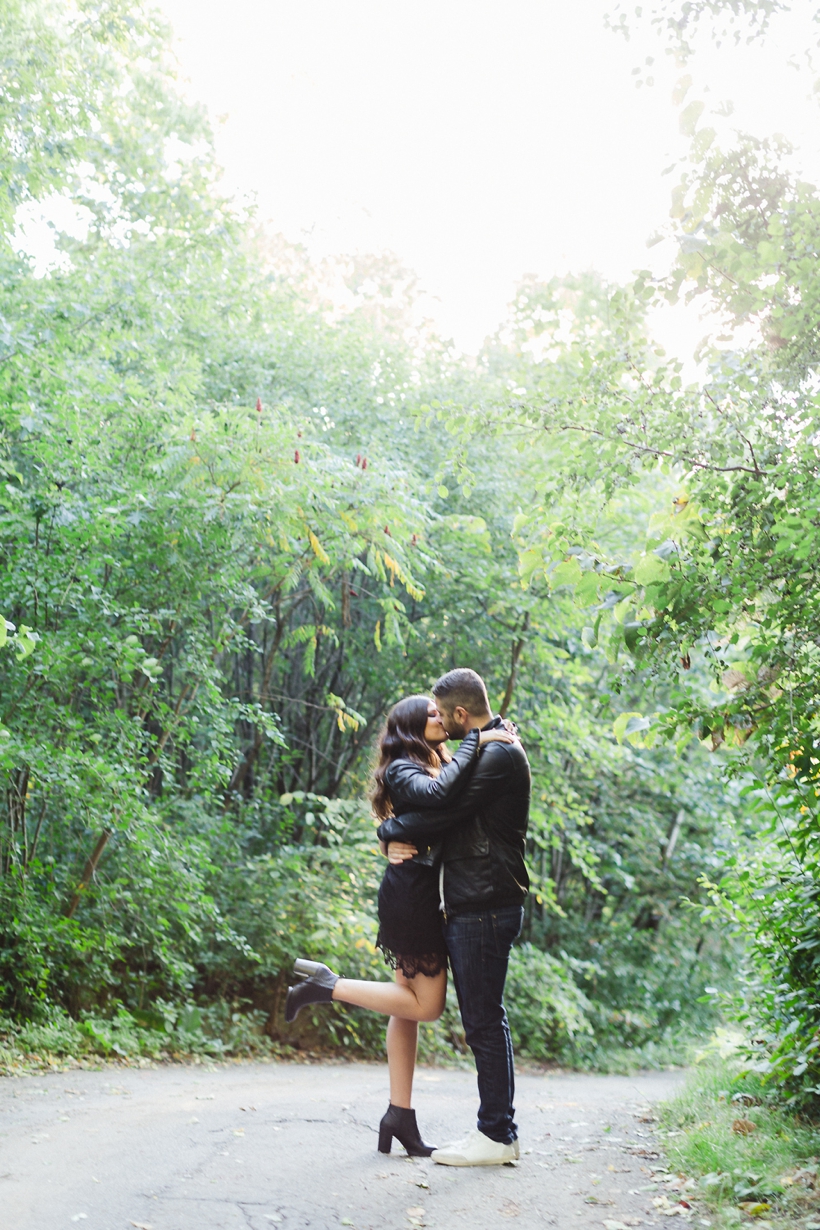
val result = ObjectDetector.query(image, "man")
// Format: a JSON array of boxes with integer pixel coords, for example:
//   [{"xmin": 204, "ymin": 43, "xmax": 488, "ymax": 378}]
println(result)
[{"xmin": 376, "ymin": 667, "xmax": 531, "ymax": 1167}]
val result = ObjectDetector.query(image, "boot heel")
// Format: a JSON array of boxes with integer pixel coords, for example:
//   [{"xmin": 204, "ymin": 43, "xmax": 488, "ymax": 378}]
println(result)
[
  {"xmin": 293, "ymin": 958, "xmax": 324, "ymax": 979},
  {"xmin": 378, "ymin": 1124, "xmax": 393, "ymax": 1153}
]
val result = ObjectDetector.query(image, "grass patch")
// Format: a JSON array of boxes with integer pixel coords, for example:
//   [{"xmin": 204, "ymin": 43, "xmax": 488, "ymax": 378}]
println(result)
[{"xmin": 658, "ymin": 1057, "xmax": 820, "ymax": 1228}]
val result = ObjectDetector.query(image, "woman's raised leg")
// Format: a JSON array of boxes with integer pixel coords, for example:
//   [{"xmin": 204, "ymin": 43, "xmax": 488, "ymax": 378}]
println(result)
[{"xmin": 332, "ymin": 965, "xmax": 446, "ymax": 1023}]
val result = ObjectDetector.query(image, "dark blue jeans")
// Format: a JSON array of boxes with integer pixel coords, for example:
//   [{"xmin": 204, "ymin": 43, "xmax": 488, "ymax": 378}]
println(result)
[{"xmin": 444, "ymin": 905, "xmax": 524, "ymax": 1144}]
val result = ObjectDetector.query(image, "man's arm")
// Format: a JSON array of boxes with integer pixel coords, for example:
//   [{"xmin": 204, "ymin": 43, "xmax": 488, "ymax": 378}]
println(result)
[{"xmin": 377, "ymin": 742, "xmax": 515, "ymax": 845}]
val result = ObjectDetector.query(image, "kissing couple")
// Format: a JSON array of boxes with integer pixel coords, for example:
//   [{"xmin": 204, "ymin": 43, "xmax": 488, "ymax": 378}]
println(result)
[{"xmin": 286, "ymin": 667, "xmax": 531, "ymax": 1167}]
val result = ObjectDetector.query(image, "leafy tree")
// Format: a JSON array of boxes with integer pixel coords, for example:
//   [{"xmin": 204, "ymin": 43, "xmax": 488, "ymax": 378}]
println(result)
[
  {"xmin": 446, "ymin": 1, "xmax": 820, "ymax": 1097},
  {"xmin": 0, "ymin": 0, "xmax": 738, "ymax": 1064}
]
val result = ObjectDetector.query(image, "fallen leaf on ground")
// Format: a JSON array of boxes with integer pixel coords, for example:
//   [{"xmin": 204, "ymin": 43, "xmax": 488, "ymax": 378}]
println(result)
[
  {"xmin": 602, "ymin": 1221, "xmax": 630, "ymax": 1230},
  {"xmin": 731, "ymin": 1119, "xmax": 756, "ymax": 1136},
  {"xmin": 406, "ymin": 1210, "xmax": 425, "ymax": 1218},
  {"xmin": 737, "ymin": 1203, "xmax": 770, "ymax": 1217},
  {"xmin": 652, "ymin": 1200, "xmax": 690, "ymax": 1219},
  {"xmin": 786, "ymin": 1167, "xmax": 818, "ymax": 1188},
  {"xmin": 731, "ymin": 1093, "xmax": 757, "ymax": 1106},
  {"xmin": 129, "ymin": 1223, "xmax": 152, "ymax": 1230}
]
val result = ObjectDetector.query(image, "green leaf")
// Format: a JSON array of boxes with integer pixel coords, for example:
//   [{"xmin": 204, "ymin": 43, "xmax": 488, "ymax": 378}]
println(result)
[
  {"xmin": 623, "ymin": 621, "xmax": 643, "ymax": 653},
  {"xmin": 613, "ymin": 712, "xmax": 651, "ymax": 745},
  {"xmin": 575, "ymin": 571, "xmax": 599, "ymax": 607},
  {"xmin": 15, "ymin": 625, "xmax": 38, "ymax": 660},
  {"xmin": 550, "ymin": 558, "xmax": 583, "ymax": 589},
  {"xmin": 519, "ymin": 548, "xmax": 543, "ymax": 587},
  {"xmin": 613, "ymin": 597, "xmax": 631, "ymax": 624},
  {"xmin": 679, "ymin": 99, "xmax": 705, "ymax": 136},
  {"xmin": 633, "ymin": 553, "xmax": 671, "ymax": 585}
]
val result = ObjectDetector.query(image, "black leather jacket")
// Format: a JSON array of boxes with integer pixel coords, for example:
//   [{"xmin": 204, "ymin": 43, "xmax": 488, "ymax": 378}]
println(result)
[
  {"xmin": 377, "ymin": 717, "xmax": 531, "ymax": 916},
  {"xmin": 381, "ymin": 729, "xmax": 480, "ymax": 867}
]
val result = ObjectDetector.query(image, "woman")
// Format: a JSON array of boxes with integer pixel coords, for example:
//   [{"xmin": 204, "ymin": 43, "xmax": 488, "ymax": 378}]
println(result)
[{"xmin": 285, "ymin": 694, "xmax": 514, "ymax": 1157}]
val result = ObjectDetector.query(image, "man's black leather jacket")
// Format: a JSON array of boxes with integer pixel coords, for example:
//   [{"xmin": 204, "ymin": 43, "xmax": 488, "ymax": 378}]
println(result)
[{"xmin": 377, "ymin": 717, "xmax": 531, "ymax": 916}]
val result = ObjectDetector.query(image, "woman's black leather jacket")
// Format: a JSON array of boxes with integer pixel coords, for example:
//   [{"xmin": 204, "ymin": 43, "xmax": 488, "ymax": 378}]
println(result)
[{"xmin": 382, "ymin": 729, "xmax": 480, "ymax": 866}]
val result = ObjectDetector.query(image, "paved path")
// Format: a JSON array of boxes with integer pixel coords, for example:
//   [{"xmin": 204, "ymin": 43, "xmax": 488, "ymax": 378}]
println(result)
[{"xmin": 0, "ymin": 1060, "xmax": 686, "ymax": 1230}]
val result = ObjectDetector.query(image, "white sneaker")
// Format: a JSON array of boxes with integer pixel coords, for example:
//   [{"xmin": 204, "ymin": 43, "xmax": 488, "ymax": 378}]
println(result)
[{"xmin": 432, "ymin": 1129, "xmax": 520, "ymax": 1166}]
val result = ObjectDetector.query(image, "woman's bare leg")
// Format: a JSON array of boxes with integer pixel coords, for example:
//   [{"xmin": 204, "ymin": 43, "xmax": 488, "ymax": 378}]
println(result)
[
  {"xmin": 331, "ymin": 965, "xmax": 446, "ymax": 1023},
  {"xmin": 387, "ymin": 1015, "xmax": 418, "ymax": 1108},
  {"xmin": 386, "ymin": 968, "xmax": 431, "ymax": 1108}
]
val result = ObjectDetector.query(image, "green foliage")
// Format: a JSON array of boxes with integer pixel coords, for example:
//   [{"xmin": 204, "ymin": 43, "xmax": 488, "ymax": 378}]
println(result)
[{"xmin": 0, "ymin": 0, "xmax": 749, "ymax": 1072}]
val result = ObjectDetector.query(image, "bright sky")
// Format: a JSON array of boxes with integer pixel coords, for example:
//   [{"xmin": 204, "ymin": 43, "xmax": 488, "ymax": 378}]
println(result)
[{"xmin": 152, "ymin": 3, "xmax": 820, "ymax": 352}]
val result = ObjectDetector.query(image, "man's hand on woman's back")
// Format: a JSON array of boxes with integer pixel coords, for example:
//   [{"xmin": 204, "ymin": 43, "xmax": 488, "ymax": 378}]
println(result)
[{"xmin": 386, "ymin": 841, "xmax": 417, "ymax": 864}]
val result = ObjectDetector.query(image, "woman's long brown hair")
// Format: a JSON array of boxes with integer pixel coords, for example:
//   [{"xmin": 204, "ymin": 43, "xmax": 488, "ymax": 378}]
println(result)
[{"xmin": 370, "ymin": 694, "xmax": 451, "ymax": 821}]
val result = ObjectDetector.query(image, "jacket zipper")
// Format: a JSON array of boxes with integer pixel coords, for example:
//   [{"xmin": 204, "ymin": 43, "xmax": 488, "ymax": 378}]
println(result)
[{"xmin": 439, "ymin": 862, "xmax": 448, "ymax": 922}]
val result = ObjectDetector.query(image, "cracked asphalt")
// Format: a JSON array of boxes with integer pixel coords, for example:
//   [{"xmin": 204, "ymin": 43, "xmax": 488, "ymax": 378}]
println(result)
[{"xmin": 0, "ymin": 1060, "xmax": 686, "ymax": 1229}]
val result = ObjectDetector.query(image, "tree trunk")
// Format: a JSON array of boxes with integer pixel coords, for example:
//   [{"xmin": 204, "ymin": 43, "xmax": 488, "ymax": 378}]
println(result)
[
  {"xmin": 499, "ymin": 613, "xmax": 530, "ymax": 718},
  {"xmin": 64, "ymin": 829, "xmax": 112, "ymax": 919},
  {"xmin": 4, "ymin": 765, "xmax": 29, "ymax": 874}
]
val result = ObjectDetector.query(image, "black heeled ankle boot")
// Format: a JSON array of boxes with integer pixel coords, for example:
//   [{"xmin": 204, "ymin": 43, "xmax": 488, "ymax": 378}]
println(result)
[
  {"xmin": 285, "ymin": 959, "xmax": 340, "ymax": 1024},
  {"xmin": 378, "ymin": 1104, "xmax": 435, "ymax": 1157}
]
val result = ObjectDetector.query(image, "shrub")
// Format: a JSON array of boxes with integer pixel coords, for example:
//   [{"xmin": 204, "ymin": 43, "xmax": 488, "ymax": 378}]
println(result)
[{"xmin": 505, "ymin": 943, "xmax": 593, "ymax": 1062}]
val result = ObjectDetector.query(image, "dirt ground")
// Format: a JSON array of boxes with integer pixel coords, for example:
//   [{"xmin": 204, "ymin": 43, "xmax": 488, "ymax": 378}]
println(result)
[{"xmin": 0, "ymin": 1059, "xmax": 688, "ymax": 1229}]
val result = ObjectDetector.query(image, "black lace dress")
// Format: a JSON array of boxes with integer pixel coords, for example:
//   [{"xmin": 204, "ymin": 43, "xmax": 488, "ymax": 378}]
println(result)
[{"xmin": 376, "ymin": 730, "xmax": 480, "ymax": 979}]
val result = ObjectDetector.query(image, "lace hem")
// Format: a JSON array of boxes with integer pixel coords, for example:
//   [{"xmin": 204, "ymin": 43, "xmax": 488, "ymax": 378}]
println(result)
[{"xmin": 376, "ymin": 943, "xmax": 448, "ymax": 980}]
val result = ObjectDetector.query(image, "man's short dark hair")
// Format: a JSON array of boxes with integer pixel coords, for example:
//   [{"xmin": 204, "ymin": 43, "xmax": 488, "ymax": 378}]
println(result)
[{"xmin": 433, "ymin": 668, "xmax": 490, "ymax": 716}]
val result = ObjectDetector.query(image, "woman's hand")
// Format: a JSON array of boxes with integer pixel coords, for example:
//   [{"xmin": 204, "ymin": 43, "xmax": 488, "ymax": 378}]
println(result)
[{"xmin": 478, "ymin": 728, "xmax": 517, "ymax": 746}]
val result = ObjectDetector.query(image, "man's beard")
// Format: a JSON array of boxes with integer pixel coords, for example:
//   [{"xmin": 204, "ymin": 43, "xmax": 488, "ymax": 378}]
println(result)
[{"xmin": 442, "ymin": 714, "xmax": 468, "ymax": 740}]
